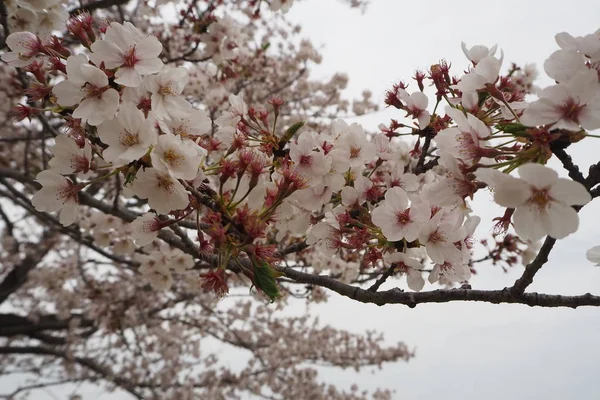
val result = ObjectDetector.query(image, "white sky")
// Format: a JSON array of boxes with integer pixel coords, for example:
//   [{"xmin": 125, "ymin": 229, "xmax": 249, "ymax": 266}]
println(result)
[
  {"xmin": 3, "ymin": 1, "xmax": 600, "ymax": 399},
  {"xmin": 283, "ymin": 1, "xmax": 600, "ymax": 399}
]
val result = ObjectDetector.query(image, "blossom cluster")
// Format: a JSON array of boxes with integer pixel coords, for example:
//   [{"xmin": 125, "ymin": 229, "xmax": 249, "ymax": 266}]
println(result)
[{"xmin": 2, "ymin": 12, "xmax": 599, "ymax": 296}]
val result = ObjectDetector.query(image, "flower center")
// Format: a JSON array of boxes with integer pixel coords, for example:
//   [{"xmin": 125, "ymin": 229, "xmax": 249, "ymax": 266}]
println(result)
[
  {"xmin": 159, "ymin": 85, "xmax": 175, "ymax": 95},
  {"xmin": 123, "ymin": 46, "xmax": 139, "ymax": 68},
  {"xmin": 121, "ymin": 129, "xmax": 140, "ymax": 146},
  {"xmin": 71, "ymin": 155, "xmax": 90, "ymax": 173},
  {"xmin": 83, "ymin": 83, "xmax": 108, "ymax": 99},
  {"xmin": 299, "ymin": 154, "xmax": 312, "ymax": 166},
  {"xmin": 164, "ymin": 149, "xmax": 184, "ymax": 166},
  {"xmin": 396, "ymin": 209, "xmax": 411, "ymax": 225},
  {"xmin": 156, "ymin": 174, "xmax": 175, "ymax": 192},
  {"xmin": 529, "ymin": 188, "xmax": 551, "ymax": 209},
  {"xmin": 428, "ymin": 229, "xmax": 445, "ymax": 244},
  {"xmin": 559, "ymin": 98, "xmax": 585, "ymax": 123}
]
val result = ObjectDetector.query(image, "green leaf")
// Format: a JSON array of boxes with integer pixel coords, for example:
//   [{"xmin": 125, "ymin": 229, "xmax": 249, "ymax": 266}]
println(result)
[
  {"xmin": 279, "ymin": 121, "xmax": 305, "ymax": 144},
  {"xmin": 496, "ymin": 122, "xmax": 529, "ymax": 137},
  {"xmin": 253, "ymin": 262, "xmax": 281, "ymax": 302}
]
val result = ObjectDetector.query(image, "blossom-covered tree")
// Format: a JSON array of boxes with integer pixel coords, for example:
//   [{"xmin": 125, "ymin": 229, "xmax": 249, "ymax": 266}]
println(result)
[{"xmin": 1, "ymin": 0, "xmax": 600, "ymax": 399}]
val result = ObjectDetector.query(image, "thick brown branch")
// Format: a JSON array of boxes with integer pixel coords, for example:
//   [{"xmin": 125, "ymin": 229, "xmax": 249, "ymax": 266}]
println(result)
[
  {"xmin": 278, "ymin": 266, "xmax": 600, "ymax": 308},
  {"xmin": 69, "ymin": 0, "xmax": 131, "ymax": 15},
  {"xmin": 551, "ymin": 146, "xmax": 586, "ymax": 185},
  {"xmin": 0, "ymin": 236, "xmax": 56, "ymax": 305},
  {"xmin": 0, "ymin": 346, "xmax": 144, "ymax": 399}
]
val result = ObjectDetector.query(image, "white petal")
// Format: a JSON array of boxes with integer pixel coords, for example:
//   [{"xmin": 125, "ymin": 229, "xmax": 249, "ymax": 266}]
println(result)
[
  {"xmin": 385, "ymin": 187, "xmax": 409, "ymax": 212},
  {"xmin": 586, "ymin": 246, "xmax": 600, "ymax": 264},
  {"xmin": 115, "ymin": 66, "xmax": 142, "ymax": 87},
  {"xmin": 543, "ymin": 201, "xmax": 579, "ymax": 239},
  {"xmin": 549, "ymin": 179, "xmax": 591, "ymax": 205},
  {"xmin": 520, "ymin": 99, "xmax": 563, "ymax": 127},
  {"xmin": 517, "ymin": 164, "xmax": 558, "ymax": 189},
  {"xmin": 513, "ymin": 205, "xmax": 546, "ymax": 242}
]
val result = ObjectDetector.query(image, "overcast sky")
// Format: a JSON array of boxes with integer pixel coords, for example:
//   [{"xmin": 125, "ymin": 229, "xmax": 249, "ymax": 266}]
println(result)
[{"xmin": 3, "ymin": 1, "xmax": 600, "ymax": 399}]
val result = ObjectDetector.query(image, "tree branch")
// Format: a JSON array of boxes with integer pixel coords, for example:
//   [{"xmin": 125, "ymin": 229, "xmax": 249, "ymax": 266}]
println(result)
[
  {"xmin": 509, "ymin": 236, "xmax": 556, "ymax": 296},
  {"xmin": 69, "ymin": 0, "xmax": 131, "ymax": 15},
  {"xmin": 278, "ymin": 266, "xmax": 600, "ymax": 308}
]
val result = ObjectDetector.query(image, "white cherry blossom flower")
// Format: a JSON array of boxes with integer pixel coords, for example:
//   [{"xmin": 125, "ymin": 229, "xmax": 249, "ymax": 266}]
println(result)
[
  {"xmin": 8, "ymin": 8, "xmax": 38, "ymax": 34},
  {"xmin": 461, "ymin": 42, "xmax": 498, "ymax": 64},
  {"xmin": 131, "ymin": 213, "xmax": 162, "ymax": 246},
  {"xmin": 1, "ymin": 31, "xmax": 43, "ymax": 67},
  {"xmin": 131, "ymin": 168, "xmax": 189, "ymax": 214},
  {"xmin": 150, "ymin": 134, "xmax": 204, "ymax": 180},
  {"xmin": 454, "ymin": 53, "xmax": 503, "ymax": 94},
  {"xmin": 90, "ymin": 21, "xmax": 164, "ymax": 87},
  {"xmin": 423, "ymin": 152, "xmax": 476, "ymax": 207},
  {"xmin": 521, "ymin": 68, "xmax": 600, "ymax": 131},
  {"xmin": 556, "ymin": 29, "xmax": 600, "ymax": 63},
  {"xmin": 289, "ymin": 133, "xmax": 328, "ymax": 180},
  {"xmin": 53, "ymin": 55, "xmax": 119, "ymax": 126},
  {"xmin": 384, "ymin": 252, "xmax": 425, "ymax": 292},
  {"xmin": 96, "ymin": 102, "xmax": 157, "ymax": 167},
  {"xmin": 435, "ymin": 106, "xmax": 491, "ymax": 167},
  {"xmin": 387, "ymin": 168, "xmax": 419, "ymax": 192},
  {"xmin": 158, "ymin": 109, "xmax": 212, "ymax": 137},
  {"xmin": 429, "ymin": 260, "xmax": 471, "ymax": 284},
  {"xmin": 333, "ymin": 120, "xmax": 376, "ymax": 169},
  {"xmin": 397, "ymin": 89, "xmax": 431, "ymax": 128},
  {"xmin": 215, "ymin": 93, "xmax": 246, "ymax": 128},
  {"xmin": 419, "ymin": 210, "xmax": 465, "ymax": 264},
  {"xmin": 341, "ymin": 176, "xmax": 374, "ymax": 206},
  {"xmin": 274, "ymin": 201, "xmax": 310, "ymax": 241},
  {"xmin": 371, "ymin": 187, "xmax": 430, "ymax": 242},
  {"xmin": 543, "ymin": 49, "xmax": 587, "ymax": 83},
  {"xmin": 586, "ymin": 246, "xmax": 600, "ymax": 266},
  {"xmin": 48, "ymin": 134, "xmax": 92, "ymax": 175},
  {"xmin": 31, "ymin": 170, "xmax": 81, "ymax": 226},
  {"xmin": 291, "ymin": 182, "xmax": 332, "ymax": 211},
  {"xmin": 475, "ymin": 163, "xmax": 591, "ymax": 241},
  {"xmin": 144, "ymin": 67, "xmax": 192, "ymax": 120}
]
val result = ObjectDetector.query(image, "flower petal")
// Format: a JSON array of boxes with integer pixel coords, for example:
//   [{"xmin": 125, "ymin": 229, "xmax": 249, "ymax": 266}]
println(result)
[
  {"xmin": 549, "ymin": 178, "xmax": 591, "ymax": 205},
  {"xmin": 517, "ymin": 164, "xmax": 558, "ymax": 189}
]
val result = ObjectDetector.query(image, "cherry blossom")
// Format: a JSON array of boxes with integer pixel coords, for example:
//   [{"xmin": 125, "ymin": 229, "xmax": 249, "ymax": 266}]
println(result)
[
  {"xmin": 520, "ymin": 68, "xmax": 600, "ymax": 131},
  {"xmin": 556, "ymin": 29, "xmax": 600, "ymax": 63},
  {"xmin": 48, "ymin": 134, "xmax": 92, "ymax": 175},
  {"xmin": 289, "ymin": 133, "xmax": 328, "ymax": 180},
  {"xmin": 131, "ymin": 213, "xmax": 162, "ymax": 246},
  {"xmin": 90, "ymin": 21, "xmax": 164, "ymax": 87},
  {"xmin": 586, "ymin": 246, "xmax": 600, "ymax": 266},
  {"xmin": 434, "ymin": 106, "xmax": 492, "ymax": 167},
  {"xmin": 332, "ymin": 120, "xmax": 376, "ymax": 169},
  {"xmin": 158, "ymin": 109, "xmax": 212, "ymax": 137},
  {"xmin": 397, "ymin": 89, "xmax": 431, "ymax": 128},
  {"xmin": 96, "ymin": 102, "xmax": 158, "ymax": 167},
  {"xmin": 461, "ymin": 42, "xmax": 498, "ymax": 65},
  {"xmin": 131, "ymin": 168, "xmax": 190, "ymax": 214},
  {"xmin": 150, "ymin": 134, "xmax": 205, "ymax": 180},
  {"xmin": 31, "ymin": 170, "xmax": 81, "ymax": 226},
  {"xmin": 52, "ymin": 54, "xmax": 120, "ymax": 126},
  {"xmin": 475, "ymin": 163, "xmax": 592, "ymax": 241},
  {"xmin": 384, "ymin": 252, "xmax": 425, "ymax": 292},
  {"xmin": 1, "ymin": 31, "xmax": 43, "ymax": 67},
  {"xmin": 144, "ymin": 67, "xmax": 192, "ymax": 120},
  {"xmin": 419, "ymin": 210, "xmax": 465, "ymax": 264},
  {"xmin": 371, "ymin": 187, "xmax": 430, "ymax": 242},
  {"xmin": 454, "ymin": 53, "xmax": 503, "ymax": 94}
]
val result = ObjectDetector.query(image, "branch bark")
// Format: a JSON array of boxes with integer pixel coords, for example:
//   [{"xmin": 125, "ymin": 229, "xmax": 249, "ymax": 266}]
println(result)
[{"xmin": 278, "ymin": 266, "xmax": 600, "ymax": 308}]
